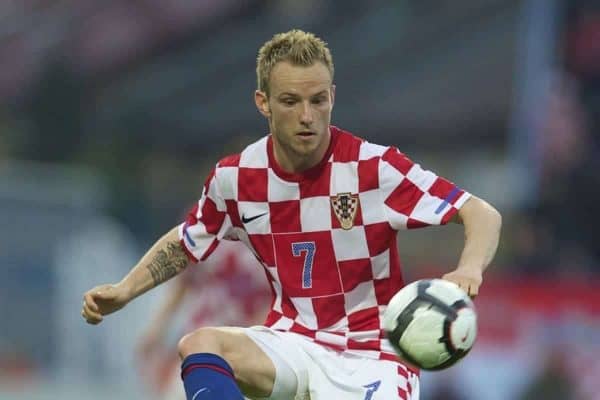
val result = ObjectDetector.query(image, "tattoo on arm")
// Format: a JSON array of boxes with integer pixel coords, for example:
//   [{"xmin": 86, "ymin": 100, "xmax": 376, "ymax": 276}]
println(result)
[{"xmin": 146, "ymin": 241, "xmax": 188, "ymax": 286}]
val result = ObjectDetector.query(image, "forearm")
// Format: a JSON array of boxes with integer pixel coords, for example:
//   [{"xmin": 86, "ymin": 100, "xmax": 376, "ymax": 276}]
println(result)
[
  {"xmin": 455, "ymin": 197, "xmax": 502, "ymax": 273},
  {"xmin": 119, "ymin": 226, "xmax": 190, "ymax": 301}
]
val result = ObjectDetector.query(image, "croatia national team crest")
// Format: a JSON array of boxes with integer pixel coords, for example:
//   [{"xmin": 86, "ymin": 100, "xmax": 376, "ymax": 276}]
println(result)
[{"xmin": 331, "ymin": 192, "xmax": 359, "ymax": 230}]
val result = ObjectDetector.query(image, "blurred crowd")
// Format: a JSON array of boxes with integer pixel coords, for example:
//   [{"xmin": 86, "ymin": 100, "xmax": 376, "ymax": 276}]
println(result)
[{"xmin": 509, "ymin": 0, "xmax": 600, "ymax": 277}]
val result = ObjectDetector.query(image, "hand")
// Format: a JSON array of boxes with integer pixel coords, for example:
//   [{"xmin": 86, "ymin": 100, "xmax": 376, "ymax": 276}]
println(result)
[
  {"xmin": 81, "ymin": 283, "xmax": 131, "ymax": 324},
  {"xmin": 442, "ymin": 267, "xmax": 482, "ymax": 298}
]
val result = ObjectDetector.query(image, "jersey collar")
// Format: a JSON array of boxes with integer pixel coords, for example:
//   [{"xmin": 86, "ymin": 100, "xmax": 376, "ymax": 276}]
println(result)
[{"xmin": 267, "ymin": 126, "xmax": 339, "ymax": 182}]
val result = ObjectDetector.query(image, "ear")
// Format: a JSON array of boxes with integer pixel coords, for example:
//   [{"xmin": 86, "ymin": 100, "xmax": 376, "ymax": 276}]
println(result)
[
  {"xmin": 330, "ymin": 84, "xmax": 336, "ymax": 108},
  {"xmin": 255, "ymin": 90, "xmax": 271, "ymax": 118}
]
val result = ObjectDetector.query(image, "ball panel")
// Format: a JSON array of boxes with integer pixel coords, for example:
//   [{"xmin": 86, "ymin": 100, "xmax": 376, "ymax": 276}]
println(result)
[
  {"xmin": 399, "ymin": 308, "xmax": 450, "ymax": 369},
  {"xmin": 449, "ymin": 308, "xmax": 477, "ymax": 351},
  {"xmin": 381, "ymin": 280, "xmax": 419, "ymax": 331}
]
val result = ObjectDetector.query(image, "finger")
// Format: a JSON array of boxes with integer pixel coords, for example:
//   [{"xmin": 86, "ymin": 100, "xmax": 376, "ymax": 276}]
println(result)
[
  {"xmin": 469, "ymin": 284, "xmax": 479, "ymax": 298},
  {"xmin": 83, "ymin": 310, "xmax": 102, "ymax": 325},
  {"xmin": 82, "ymin": 301, "xmax": 101, "ymax": 318},
  {"xmin": 81, "ymin": 308, "xmax": 100, "ymax": 325},
  {"xmin": 82, "ymin": 303, "xmax": 102, "ymax": 324},
  {"xmin": 82, "ymin": 302, "xmax": 103, "ymax": 324},
  {"xmin": 84, "ymin": 293, "xmax": 99, "ymax": 312},
  {"xmin": 451, "ymin": 279, "xmax": 465, "ymax": 290},
  {"xmin": 464, "ymin": 284, "xmax": 472, "ymax": 297},
  {"xmin": 461, "ymin": 284, "xmax": 470, "ymax": 296}
]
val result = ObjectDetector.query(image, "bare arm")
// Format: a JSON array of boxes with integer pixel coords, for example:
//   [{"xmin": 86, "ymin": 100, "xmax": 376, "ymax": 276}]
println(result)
[
  {"xmin": 443, "ymin": 196, "xmax": 502, "ymax": 297},
  {"xmin": 82, "ymin": 225, "xmax": 191, "ymax": 324},
  {"xmin": 121, "ymin": 226, "xmax": 189, "ymax": 299}
]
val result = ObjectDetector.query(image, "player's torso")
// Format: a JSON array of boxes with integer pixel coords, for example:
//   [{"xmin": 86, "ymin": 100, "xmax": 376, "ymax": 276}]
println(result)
[{"xmin": 217, "ymin": 128, "xmax": 402, "ymax": 332}]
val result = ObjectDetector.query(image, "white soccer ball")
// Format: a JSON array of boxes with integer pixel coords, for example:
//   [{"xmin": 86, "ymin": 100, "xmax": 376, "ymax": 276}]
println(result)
[{"xmin": 382, "ymin": 279, "xmax": 477, "ymax": 370}]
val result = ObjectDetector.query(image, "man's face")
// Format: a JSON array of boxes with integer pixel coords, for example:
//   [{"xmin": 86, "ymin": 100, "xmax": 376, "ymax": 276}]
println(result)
[{"xmin": 256, "ymin": 61, "xmax": 335, "ymax": 162}]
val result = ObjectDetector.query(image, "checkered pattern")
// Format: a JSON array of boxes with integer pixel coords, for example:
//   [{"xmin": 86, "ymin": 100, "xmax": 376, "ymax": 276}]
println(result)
[{"xmin": 179, "ymin": 126, "xmax": 471, "ymax": 361}]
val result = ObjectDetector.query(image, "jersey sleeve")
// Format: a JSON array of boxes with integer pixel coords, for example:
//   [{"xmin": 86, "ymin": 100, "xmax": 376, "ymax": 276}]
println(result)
[
  {"xmin": 178, "ymin": 167, "xmax": 233, "ymax": 263},
  {"xmin": 379, "ymin": 147, "xmax": 471, "ymax": 230}
]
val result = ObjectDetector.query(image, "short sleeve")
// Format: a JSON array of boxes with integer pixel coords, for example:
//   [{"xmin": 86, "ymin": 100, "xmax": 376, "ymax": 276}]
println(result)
[
  {"xmin": 379, "ymin": 147, "xmax": 471, "ymax": 230},
  {"xmin": 178, "ymin": 167, "xmax": 233, "ymax": 263}
]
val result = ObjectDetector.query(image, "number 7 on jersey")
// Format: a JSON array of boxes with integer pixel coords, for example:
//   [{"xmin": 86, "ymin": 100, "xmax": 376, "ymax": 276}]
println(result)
[{"xmin": 292, "ymin": 242, "xmax": 316, "ymax": 289}]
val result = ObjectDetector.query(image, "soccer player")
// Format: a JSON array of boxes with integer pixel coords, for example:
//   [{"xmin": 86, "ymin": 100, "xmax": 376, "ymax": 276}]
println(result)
[{"xmin": 82, "ymin": 30, "xmax": 502, "ymax": 400}]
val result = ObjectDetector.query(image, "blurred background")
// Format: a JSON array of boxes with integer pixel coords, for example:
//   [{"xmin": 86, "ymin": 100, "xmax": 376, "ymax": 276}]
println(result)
[{"xmin": 1, "ymin": 0, "xmax": 599, "ymax": 399}]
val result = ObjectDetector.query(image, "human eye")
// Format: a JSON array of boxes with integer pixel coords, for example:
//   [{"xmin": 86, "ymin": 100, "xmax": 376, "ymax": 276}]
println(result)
[
  {"xmin": 311, "ymin": 96, "xmax": 327, "ymax": 105},
  {"xmin": 281, "ymin": 98, "xmax": 296, "ymax": 106}
]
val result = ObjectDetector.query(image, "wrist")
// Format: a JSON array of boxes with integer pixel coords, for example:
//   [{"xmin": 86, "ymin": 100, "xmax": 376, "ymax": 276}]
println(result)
[{"xmin": 115, "ymin": 280, "xmax": 135, "ymax": 302}]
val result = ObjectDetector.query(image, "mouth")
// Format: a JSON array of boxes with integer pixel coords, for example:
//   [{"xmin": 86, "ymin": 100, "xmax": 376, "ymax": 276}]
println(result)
[{"xmin": 296, "ymin": 131, "xmax": 316, "ymax": 137}]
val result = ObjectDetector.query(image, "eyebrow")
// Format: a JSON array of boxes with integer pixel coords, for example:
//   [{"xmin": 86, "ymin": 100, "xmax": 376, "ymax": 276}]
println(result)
[{"xmin": 278, "ymin": 90, "xmax": 328, "ymax": 98}]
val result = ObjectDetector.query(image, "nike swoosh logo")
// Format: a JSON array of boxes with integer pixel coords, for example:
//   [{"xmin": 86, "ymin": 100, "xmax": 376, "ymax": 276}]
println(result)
[
  {"xmin": 241, "ymin": 212, "xmax": 268, "ymax": 224},
  {"xmin": 192, "ymin": 387, "xmax": 209, "ymax": 400}
]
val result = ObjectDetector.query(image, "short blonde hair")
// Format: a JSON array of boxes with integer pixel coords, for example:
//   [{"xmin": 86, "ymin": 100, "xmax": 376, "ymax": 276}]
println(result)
[{"xmin": 256, "ymin": 29, "xmax": 334, "ymax": 96}]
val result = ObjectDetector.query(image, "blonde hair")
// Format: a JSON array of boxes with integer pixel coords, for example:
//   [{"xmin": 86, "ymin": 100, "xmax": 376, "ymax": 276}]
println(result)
[{"xmin": 256, "ymin": 29, "xmax": 334, "ymax": 96}]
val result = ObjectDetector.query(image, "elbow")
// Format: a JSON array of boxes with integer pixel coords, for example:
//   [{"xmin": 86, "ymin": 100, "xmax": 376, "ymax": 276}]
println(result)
[
  {"xmin": 464, "ymin": 196, "xmax": 502, "ymax": 232},
  {"xmin": 486, "ymin": 203, "xmax": 502, "ymax": 234}
]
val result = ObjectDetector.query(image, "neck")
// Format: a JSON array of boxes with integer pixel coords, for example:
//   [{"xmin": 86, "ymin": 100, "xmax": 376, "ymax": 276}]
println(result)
[{"xmin": 272, "ymin": 134, "xmax": 331, "ymax": 174}]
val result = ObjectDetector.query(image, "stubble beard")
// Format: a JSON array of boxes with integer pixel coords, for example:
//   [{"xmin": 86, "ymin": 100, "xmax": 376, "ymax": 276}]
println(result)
[
  {"xmin": 270, "ymin": 115, "xmax": 329, "ymax": 169},
  {"xmin": 285, "ymin": 135, "xmax": 316, "ymax": 159},
  {"xmin": 274, "ymin": 131, "xmax": 323, "ymax": 171}
]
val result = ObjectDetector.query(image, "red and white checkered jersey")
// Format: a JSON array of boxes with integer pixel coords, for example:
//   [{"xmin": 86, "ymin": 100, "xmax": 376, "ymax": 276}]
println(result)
[{"xmin": 178, "ymin": 126, "xmax": 471, "ymax": 362}]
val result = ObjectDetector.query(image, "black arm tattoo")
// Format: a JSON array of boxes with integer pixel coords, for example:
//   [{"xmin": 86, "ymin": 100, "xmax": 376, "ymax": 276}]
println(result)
[{"xmin": 146, "ymin": 241, "xmax": 188, "ymax": 286}]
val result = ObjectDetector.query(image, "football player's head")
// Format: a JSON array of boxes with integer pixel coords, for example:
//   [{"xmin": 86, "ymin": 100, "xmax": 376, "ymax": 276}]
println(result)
[{"xmin": 255, "ymin": 30, "xmax": 335, "ymax": 171}]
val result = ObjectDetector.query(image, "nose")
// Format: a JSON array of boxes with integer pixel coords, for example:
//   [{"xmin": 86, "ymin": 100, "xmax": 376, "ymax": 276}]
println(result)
[{"xmin": 299, "ymin": 101, "xmax": 313, "ymax": 126}]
